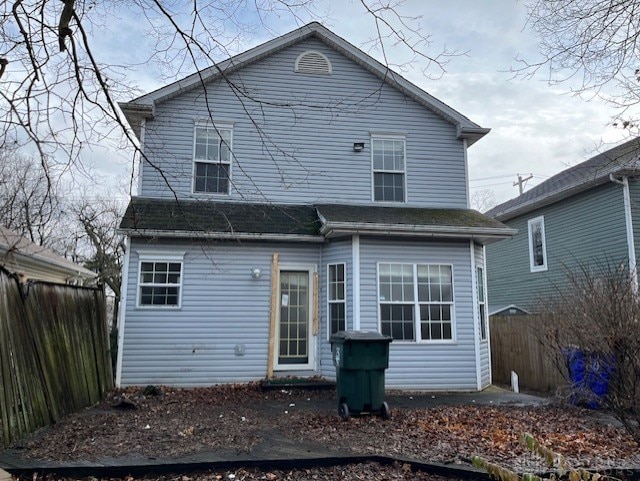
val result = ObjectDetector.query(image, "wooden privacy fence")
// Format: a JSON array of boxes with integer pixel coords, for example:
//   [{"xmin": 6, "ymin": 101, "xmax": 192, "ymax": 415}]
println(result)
[
  {"xmin": 491, "ymin": 314, "xmax": 566, "ymax": 393},
  {"xmin": 0, "ymin": 267, "xmax": 113, "ymax": 447}
]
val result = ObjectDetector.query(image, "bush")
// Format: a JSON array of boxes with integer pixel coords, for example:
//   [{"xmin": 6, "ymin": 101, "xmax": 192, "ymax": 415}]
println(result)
[{"xmin": 541, "ymin": 262, "xmax": 640, "ymax": 444}]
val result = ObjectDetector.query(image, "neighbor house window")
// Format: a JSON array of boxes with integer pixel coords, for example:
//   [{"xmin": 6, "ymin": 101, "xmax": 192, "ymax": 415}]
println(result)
[
  {"xmin": 528, "ymin": 216, "xmax": 547, "ymax": 272},
  {"xmin": 378, "ymin": 263, "xmax": 454, "ymax": 342},
  {"xmin": 328, "ymin": 263, "xmax": 346, "ymax": 336},
  {"xmin": 137, "ymin": 253, "xmax": 184, "ymax": 307},
  {"xmin": 193, "ymin": 124, "xmax": 232, "ymax": 194},
  {"xmin": 372, "ymin": 137, "xmax": 405, "ymax": 202},
  {"xmin": 476, "ymin": 266, "xmax": 487, "ymax": 341}
]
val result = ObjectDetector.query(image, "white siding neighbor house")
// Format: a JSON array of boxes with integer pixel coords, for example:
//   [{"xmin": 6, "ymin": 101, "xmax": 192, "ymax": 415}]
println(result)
[{"xmin": 116, "ymin": 22, "xmax": 515, "ymax": 390}]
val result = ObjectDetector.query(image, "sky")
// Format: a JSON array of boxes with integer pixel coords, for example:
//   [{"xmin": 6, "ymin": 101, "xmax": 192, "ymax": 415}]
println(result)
[{"xmin": 86, "ymin": 0, "xmax": 629, "ymax": 208}]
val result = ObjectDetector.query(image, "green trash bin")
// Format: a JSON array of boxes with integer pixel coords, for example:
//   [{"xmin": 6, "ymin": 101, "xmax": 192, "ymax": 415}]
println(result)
[{"xmin": 330, "ymin": 330, "xmax": 392, "ymax": 420}]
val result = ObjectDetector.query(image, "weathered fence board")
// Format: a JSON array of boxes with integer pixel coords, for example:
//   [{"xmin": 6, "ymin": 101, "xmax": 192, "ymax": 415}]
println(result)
[
  {"xmin": 491, "ymin": 314, "xmax": 566, "ymax": 393},
  {"xmin": 0, "ymin": 267, "xmax": 113, "ymax": 447}
]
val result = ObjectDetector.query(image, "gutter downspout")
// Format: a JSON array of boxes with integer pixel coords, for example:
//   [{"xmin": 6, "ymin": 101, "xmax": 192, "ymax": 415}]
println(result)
[{"xmin": 610, "ymin": 174, "xmax": 638, "ymax": 294}]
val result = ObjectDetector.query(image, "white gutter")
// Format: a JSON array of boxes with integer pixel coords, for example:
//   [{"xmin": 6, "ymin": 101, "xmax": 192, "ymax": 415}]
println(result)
[
  {"xmin": 610, "ymin": 174, "xmax": 638, "ymax": 293},
  {"xmin": 320, "ymin": 222, "xmax": 517, "ymax": 240},
  {"xmin": 118, "ymin": 229, "xmax": 325, "ymax": 243}
]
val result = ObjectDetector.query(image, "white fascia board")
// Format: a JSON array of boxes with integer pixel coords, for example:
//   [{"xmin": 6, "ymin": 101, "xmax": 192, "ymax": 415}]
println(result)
[
  {"xmin": 320, "ymin": 222, "xmax": 517, "ymax": 239},
  {"xmin": 119, "ymin": 228, "xmax": 325, "ymax": 243}
]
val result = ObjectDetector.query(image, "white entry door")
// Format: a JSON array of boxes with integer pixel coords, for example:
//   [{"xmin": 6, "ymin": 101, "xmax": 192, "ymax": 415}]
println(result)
[{"xmin": 275, "ymin": 268, "xmax": 315, "ymax": 370}]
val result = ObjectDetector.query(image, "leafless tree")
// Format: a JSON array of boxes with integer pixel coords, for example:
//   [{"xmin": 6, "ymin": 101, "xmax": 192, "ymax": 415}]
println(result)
[
  {"xmin": 0, "ymin": 147, "xmax": 63, "ymax": 247},
  {"xmin": 74, "ymin": 197, "xmax": 125, "ymax": 328},
  {"xmin": 522, "ymin": 0, "xmax": 640, "ymax": 126},
  {"xmin": 1, "ymin": 1, "xmax": 458, "ymax": 196},
  {"xmin": 470, "ymin": 189, "xmax": 496, "ymax": 213}
]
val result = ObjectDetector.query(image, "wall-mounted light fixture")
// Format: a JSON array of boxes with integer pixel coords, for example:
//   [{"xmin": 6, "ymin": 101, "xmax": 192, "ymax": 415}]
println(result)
[
  {"xmin": 251, "ymin": 268, "xmax": 262, "ymax": 280},
  {"xmin": 353, "ymin": 142, "xmax": 364, "ymax": 152}
]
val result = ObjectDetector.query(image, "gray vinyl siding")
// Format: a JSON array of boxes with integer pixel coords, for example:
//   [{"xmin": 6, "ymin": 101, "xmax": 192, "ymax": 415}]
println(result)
[
  {"xmin": 474, "ymin": 243, "xmax": 491, "ymax": 389},
  {"xmin": 140, "ymin": 38, "xmax": 467, "ymax": 208},
  {"xmin": 120, "ymin": 239, "xmax": 320, "ymax": 387},
  {"xmin": 487, "ymin": 182, "xmax": 628, "ymax": 313},
  {"xmin": 319, "ymin": 239, "xmax": 352, "ymax": 379},
  {"xmin": 359, "ymin": 238, "xmax": 478, "ymax": 390},
  {"xmin": 629, "ymin": 179, "xmax": 640, "ymax": 265}
]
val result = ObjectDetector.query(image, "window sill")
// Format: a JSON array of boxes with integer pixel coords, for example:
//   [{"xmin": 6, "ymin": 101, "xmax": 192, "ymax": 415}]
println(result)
[
  {"xmin": 136, "ymin": 305, "xmax": 182, "ymax": 310},
  {"xmin": 389, "ymin": 340, "xmax": 457, "ymax": 345}
]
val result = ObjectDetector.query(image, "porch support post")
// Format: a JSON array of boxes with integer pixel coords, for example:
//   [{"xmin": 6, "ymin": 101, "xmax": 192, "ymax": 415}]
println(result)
[
  {"xmin": 115, "ymin": 236, "xmax": 131, "ymax": 387},
  {"xmin": 352, "ymin": 235, "xmax": 360, "ymax": 330},
  {"xmin": 267, "ymin": 252, "xmax": 279, "ymax": 379}
]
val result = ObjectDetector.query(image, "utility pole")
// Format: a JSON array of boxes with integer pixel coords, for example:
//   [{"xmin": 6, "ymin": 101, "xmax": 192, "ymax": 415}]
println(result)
[{"xmin": 513, "ymin": 173, "xmax": 533, "ymax": 195}]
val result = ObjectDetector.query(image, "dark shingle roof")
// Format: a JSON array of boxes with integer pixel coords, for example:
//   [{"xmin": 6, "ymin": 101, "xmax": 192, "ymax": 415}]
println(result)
[
  {"xmin": 487, "ymin": 137, "xmax": 640, "ymax": 220},
  {"xmin": 119, "ymin": 198, "xmax": 321, "ymax": 237},
  {"xmin": 315, "ymin": 204, "xmax": 515, "ymax": 244},
  {"xmin": 119, "ymin": 198, "xmax": 515, "ymax": 244},
  {"xmin": 316, "ymin": 204, "xmax": 508, "ymax": 229}
]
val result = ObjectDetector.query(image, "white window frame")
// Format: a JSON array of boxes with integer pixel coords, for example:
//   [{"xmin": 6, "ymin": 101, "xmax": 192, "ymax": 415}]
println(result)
[
  {"xmin": 376, "ymin": 262, "xmax": 456, "ymax": 344},
  {"xmin": 274, "ymin": 263, "xmax": 317, "ymax": 371},
  {"xmin": 528, "ymin": 215, "xmax": 548, "ymax": 272},
  {"xmin": 136, "ymin": 251, "xmax": 185, "ymax": 309},
  {"xmin": 476, "ymin": 266, "xmax": 487, "ymax": 341},
  {"xmin": 327, "ymin": 263, "xmax": 347, "ymax": 339},
  {"xmin": 371, "ymin": 135, "xmax": 407, "ymax": 203},
  {"xmin": 192, "ymin": 122, "xmax": 233, "ymax": 195}
]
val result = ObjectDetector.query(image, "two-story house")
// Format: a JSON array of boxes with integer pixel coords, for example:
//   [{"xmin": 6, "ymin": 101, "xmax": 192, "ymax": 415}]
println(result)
[
  {"xmin": 486, "ymin": 138, "xmax": 640, "ymax": 315},
  {"xmin": 116, "ymin": 22, "xmax": 515, "ymax": 390}
]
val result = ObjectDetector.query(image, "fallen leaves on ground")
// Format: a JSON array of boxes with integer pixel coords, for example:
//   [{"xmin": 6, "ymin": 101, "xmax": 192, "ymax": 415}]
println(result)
[{"xmin": 8, "ymin": 384, "xmax": 639, "ymax": 473}]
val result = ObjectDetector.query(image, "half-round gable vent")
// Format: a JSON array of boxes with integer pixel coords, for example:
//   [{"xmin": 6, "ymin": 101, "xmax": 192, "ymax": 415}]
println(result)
[{"xmin": 295, "ymin": 51, "xmax": 332, "ymax": 75}]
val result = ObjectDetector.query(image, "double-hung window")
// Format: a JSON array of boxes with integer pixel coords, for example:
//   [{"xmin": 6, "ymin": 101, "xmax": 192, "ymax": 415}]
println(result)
[
  {"xmin": 327, "ymin": 263, "xmax": 346, "ymax": 336},
  {"xmin": 193, "ymin": 124, "xmax": 232, "ymax": 194},
  {"xmin": 528, "ymin": 216, "xmax": 547, "ymax": 272},
  {"xmin": 137, "ymin": 253, "xmax": 184, "ymax": 308},
  {"xmin": 372, "ymin": 137, "xmax": 406, "ymax": 202},
  {"xmin": 378, "ymin": 263, "xmax": 454, "ymax": 341}
]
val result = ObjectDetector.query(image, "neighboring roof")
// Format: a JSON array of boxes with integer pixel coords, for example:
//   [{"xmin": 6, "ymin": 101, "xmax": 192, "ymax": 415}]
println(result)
[
  {"xmin": 119, "ymin": 22, "xmax": 488, "ymax": 146},
  {"xmin": 487, "ymin": 137, "xmax": 640, "ymax": 221},
  {"xmin": 119, "ymin": 197, "xmax": 322, "ymax": 241},
  {"xmin": 120, "ymin": 198, "xmax": 516, "ymax": 245},
  {"xmin": 0, "ymin": 226, "xmax": 97, "ymax": 282},
  {"xmin": 314, "ymin": 204, "xmax": 516, "ymax": 244}
]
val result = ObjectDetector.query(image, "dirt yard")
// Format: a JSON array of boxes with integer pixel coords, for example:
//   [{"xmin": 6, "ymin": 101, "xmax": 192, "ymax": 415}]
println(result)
[{"xmin": 7, "ymin": 384, "xmax": 640, "ymax": 475}]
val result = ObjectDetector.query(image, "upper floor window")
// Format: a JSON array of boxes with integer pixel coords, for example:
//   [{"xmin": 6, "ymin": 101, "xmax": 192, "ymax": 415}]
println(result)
[
  {"xmin": 528, "ymin": 216, "xmax": 548, "ymax": 272},
  {"xmin": 193, "ymin": 125, "xmax": 232, "ymax": 194},
  {"xmin": 328, "ymin": 263, "xmax": 346, "ymax": 336},
  {"xmin": 372, "ymin": 137, "xmax": 406, "ymax": 203},
  {"xmin": 378, "ymin": 263, "xmax": 454, "ymax": 342}
]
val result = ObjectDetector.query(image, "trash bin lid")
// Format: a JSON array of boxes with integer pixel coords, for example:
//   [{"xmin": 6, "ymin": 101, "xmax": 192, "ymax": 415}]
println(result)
[{"xmin": 330, "ymin": 330, "xmax": 392, "ymax": 343}]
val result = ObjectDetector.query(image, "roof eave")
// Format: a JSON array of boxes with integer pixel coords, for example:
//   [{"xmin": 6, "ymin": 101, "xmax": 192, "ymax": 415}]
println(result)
[
  {"xmin": 493, "ymin": 172, "xmax": 627, "ymax": 221},
  {"xmin": 0, "ymin": 248, "xmax": 97, "ymax": 280},
  {"xmin": 319, "ymin": 221, "xmax": 516, "ymax": 244},
  {"xmin": 118, "ymin": 102, "xmax": 155, "ymax": 141},
  {"xmin": 458, "ymin": 127, "xmax": 491, "ymax": 147},
  {"xmin": 119, "ymin": 228, "xmax": 324, "ymax": 243}
]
